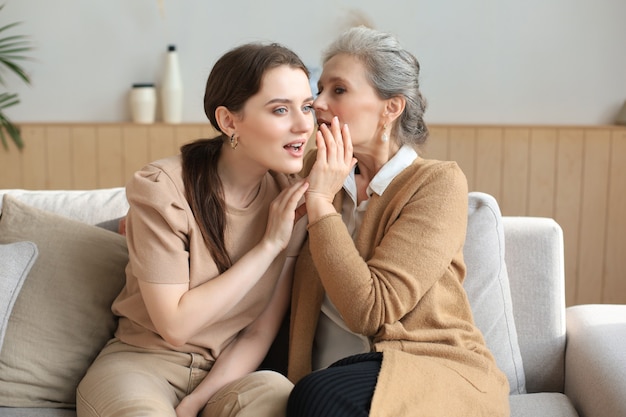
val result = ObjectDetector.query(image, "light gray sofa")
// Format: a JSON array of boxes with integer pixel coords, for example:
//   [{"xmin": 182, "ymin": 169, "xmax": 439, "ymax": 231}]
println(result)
[{"xmin": 0, "ymin": 187, "xmax": 624, "ymax": 417}]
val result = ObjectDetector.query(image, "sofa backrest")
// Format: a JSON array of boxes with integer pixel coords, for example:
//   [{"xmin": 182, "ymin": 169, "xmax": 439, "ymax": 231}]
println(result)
[
  {"xmin": 0, "ymin": 188, "xmax": 566, "ymax": 395},
  {"xmin": 502, "ymin": 216, "xmax": 566, "ymax": 393},
  {"xmin": 464, "ymin": 192, "xmax": 527, "ymax": 395},
  {"xmin": 0, "ymin": 188, "xmax": 129, "ymax": 231}
]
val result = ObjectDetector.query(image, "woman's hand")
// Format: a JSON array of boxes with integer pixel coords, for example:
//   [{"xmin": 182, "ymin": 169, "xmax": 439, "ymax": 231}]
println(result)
[
  {"xmin": 306, "ymin": 116, "xmax": 356, "ymax": 220},
  {"xmin": 262, "ymin": 179, "xmax": 309, "ymax": 253}
]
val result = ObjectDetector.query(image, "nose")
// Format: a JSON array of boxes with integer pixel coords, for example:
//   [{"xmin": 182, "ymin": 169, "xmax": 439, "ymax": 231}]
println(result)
[
  {"xmin": 313, "ymin": 94, "xmax": 327, "ymax": 113},
  {"xmin": 293, "ymin": 108, "xmax": 314, "ymax": 134}
]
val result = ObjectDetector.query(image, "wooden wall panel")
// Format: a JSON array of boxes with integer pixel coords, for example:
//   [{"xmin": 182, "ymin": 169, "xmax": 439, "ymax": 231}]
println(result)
[
  {"xmin": 475, "ymin": 127, "xmax": 504, "ymax": 202},
  {"xmin": 501, "ymin": 128, "xmax": 530, "ymax": 216},
  {"xmin": 554, "ymin": 129, "xmax": 584, "ymax": 305},
  {"xmin": 95, "ymin": 126, "xmax": 123, "ymax": 188},
  {"xmin": 576, "ymin": 131, "xmax": 611, "ymax": 304},
  {"xmin": 528, "ymin": 128, "xmax": 557, "ymax": 217},
  {"xmin": 19, "ymin": 125, "xmax": 47, "ymax": 189},
  {"xmin": 604, "ymin": 130, "xmax": 626, "ymax": 303},
  {"xmin": 448, "ymin": 127, "xmax": 477, "ymax": 191},
  {"xmin": 71, "ymin": 126, "xmax": 98, "ymax": 189},
  {"xmin": 0, "ymin": 134, "xmax": 22, "ymax": 189},
  {"xmin": 423, "ymin": 126, "xmax": 449, "ymax": 160},
  {"xmin": 46, "ymin": 126, "xmax": 72, "ymax": 189},
  {"xmin": 2, "ymin": 122, "xmax": 625, "ymax": 306},
  {"xmin": 122, "ymin": 126, "xmax": 150, "ymax": 182}
]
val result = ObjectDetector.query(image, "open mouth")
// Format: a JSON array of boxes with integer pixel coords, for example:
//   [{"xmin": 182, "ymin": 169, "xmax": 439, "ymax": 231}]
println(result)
[{"xmin": 284, "ymin": 142, "xmax": 305, "ymax": 151}]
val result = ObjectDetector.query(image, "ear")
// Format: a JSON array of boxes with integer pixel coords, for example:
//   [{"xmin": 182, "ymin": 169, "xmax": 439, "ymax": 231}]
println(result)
[
  {"xmin": 215, "ymin": 106, "xmax": 238, "ymax": 136},
  {"xmin": 384, "ymin": 96, "xmax": 406, "ymax": 123}
]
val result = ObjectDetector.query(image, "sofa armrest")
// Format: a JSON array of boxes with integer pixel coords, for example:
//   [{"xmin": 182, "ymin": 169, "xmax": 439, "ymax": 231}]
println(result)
[
  {"xmin": 502, "ymin": 216, "xmax": 566, "ymax": 393},
  {"xmin": 564, "ymin": 304, "xmax": 626, "ymax": 417}
]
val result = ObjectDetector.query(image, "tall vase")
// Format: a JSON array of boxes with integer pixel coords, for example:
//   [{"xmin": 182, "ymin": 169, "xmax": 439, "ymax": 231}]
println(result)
[{"xmin": 160, "ymin": 44, "xmax": 183, "ymax": 124}]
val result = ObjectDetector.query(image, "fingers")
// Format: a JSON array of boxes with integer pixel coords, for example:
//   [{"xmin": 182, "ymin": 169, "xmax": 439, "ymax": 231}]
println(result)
[
  {"xmin": 273, "ymin": 180, "xmax": 309, "ymax": 214},
  {"xmin": 317, "ymin": 116, "xmax": 351, "ymax": 166},
  {"xmin": 341, "ymin": 123, "xmax": 355, "ymax": 168},
  {"xmin": 265, "ymin": 180, "xmax": 309, "ymax": 249}
]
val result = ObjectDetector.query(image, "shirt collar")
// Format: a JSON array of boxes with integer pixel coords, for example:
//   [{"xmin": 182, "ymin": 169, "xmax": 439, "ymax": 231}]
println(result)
[{"xmin": 366, "ymin": 145, "xmax": 418, "ymax": 196}]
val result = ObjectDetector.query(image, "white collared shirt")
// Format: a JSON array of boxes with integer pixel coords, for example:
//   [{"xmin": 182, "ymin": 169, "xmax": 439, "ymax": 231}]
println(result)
[{"xmin": 313, "ymin": 145, "xmax": 418, "ymax": 370}]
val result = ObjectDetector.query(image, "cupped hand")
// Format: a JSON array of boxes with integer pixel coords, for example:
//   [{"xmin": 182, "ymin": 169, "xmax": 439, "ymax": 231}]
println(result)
[
  {"xmin": 306, "ymin": 117, "xmax": 356, "ymax": 214},
  {"xmin": 263, "ymin": 179, "xmax": 309, "ymax": 252}
]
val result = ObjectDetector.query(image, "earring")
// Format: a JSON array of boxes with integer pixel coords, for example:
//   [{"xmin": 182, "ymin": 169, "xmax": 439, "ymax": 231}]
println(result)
[
  {"xmin": 230, "ymin": 133, "xmax": 238, "ymax": 150},
  {"xmin": 381, "ymin": 124, "xmax": 389, "ymax": 143}
]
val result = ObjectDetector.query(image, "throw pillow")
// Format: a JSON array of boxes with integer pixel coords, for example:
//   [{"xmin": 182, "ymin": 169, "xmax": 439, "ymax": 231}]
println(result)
[
  {"xmin": 0, "ymin": 195, "xmax": 128, "ymax": 408},
  {"xmin": 0, "ymin": 241, "xmax": 38, "ymax": 354},
  {"xmin": 463, "ymin": 192, "xmax": 527, "ymax": 394}
]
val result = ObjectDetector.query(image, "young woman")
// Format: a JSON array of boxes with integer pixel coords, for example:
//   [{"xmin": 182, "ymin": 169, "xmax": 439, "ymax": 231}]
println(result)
[
  {"xmin": 286, "ymin": 26, "xmax": 510, "ymax": 416},
  {"xmin": 76, "ymin": 42, "xmax": 315, "ymax": 417}
]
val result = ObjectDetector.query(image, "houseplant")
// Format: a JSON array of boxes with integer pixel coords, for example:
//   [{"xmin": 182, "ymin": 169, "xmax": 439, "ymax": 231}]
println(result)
[{"xmin": 0, "ymin": 3, "xmax": 32, "ymax": 151}]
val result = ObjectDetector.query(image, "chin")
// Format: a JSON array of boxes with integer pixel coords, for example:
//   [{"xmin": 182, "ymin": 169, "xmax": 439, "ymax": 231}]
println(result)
[{"xmin": 275, "ymin": 161, "xmax": 304, "ymax": 175}]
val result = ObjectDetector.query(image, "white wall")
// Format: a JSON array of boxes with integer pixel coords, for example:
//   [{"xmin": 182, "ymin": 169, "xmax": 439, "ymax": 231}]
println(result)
[{"xmin": 4, "ymin": 0, "xmax": 626, "ymax": 125}]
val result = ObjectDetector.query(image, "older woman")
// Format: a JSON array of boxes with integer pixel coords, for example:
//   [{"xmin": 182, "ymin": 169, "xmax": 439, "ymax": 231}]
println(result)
[{"xmin": 287, "ymin": 26, "xmax": 510, "ymax": 417}]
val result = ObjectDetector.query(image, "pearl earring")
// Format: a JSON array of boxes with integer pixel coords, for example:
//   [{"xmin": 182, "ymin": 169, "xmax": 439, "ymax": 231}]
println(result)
[{"xmin": 381, "ymin": 124, "xmax": 389, "ymax": 143}]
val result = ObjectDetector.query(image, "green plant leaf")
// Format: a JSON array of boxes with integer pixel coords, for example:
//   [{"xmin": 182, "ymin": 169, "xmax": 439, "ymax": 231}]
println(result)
[{"xmin": 0, "ymin": 4, "xmax": 32, "ymax": 151}]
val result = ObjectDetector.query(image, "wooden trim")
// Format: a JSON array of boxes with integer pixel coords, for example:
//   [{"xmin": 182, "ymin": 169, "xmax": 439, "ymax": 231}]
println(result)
[{"xmin": 2, "ymin": 123, "xmax": 625, "ymax": 306}]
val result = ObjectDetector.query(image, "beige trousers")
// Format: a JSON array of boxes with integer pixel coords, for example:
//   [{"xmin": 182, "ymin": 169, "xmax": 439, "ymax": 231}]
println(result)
[{"xmin": 77, "ymin": 339, "xmax": 292, "ymax": 417}]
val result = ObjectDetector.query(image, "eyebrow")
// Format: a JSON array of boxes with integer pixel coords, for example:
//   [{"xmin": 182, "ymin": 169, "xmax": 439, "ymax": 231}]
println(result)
[
  {"xmin": 324, "ymin": 76, "xmax": 346, "ymax": 83},
  {"xmin": 317, "ymin": 76, "xmax": 348, "ymax": 89},
  {"xmin": 265, "ymin": 96, "xmax": 315, "ymax": 106}
]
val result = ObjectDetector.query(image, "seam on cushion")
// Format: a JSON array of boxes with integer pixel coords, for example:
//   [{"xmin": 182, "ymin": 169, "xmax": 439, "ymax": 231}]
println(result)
[{"xmin": 485, "ymin": 200, "xmax": 525, "ymax": 394}]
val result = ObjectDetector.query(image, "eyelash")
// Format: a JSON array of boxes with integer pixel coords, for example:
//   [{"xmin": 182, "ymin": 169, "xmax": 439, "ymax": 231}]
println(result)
[
  {"xmin": 316, "ymin": 86, "xmax": 346, "ymax": 96},
  {"xmin": 273, "ymin": 105, "xmax": 314, "ymax": 114}
]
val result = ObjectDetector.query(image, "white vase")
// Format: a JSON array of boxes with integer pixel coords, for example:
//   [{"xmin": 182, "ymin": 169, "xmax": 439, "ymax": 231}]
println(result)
[
  {"xmin": 161, "ymin": 44, "xmax": 183, "ymax": 124},
  {"xmin": 129, "ymin": 83, "xmax": 156, "ymax": 124}
]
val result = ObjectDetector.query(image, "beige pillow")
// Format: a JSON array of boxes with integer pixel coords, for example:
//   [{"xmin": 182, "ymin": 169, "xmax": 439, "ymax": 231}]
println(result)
[{"xmin": 0, "ymin": 195, "xmax": 128, "ymax": 408}]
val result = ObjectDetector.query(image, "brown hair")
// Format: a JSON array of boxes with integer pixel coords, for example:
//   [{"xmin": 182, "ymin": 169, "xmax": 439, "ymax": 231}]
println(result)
[{"xmin": 181, "ymin": 43, "xmax": 309, "ymax": 273}]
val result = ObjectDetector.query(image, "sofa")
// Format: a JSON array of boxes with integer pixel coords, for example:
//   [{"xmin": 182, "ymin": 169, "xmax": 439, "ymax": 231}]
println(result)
[{"xmin": 0, "ymin": 187, "xmax": 624, "ymax": 417}]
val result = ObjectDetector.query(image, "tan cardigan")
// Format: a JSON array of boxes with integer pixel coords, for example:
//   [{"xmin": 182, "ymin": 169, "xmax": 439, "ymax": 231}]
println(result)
[{"xmin": 288, "ymin": 155, "xmax": 510, "ymax": 416}]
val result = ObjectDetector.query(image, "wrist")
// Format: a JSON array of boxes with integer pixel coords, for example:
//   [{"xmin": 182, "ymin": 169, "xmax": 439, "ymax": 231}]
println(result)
[
  {"xmin": 305, "ymin": 196, "xmax": 336, "ymax": 222},
  {"xmin": 258, "ymin": 236, "xmax": 284, "ymax": 257}
]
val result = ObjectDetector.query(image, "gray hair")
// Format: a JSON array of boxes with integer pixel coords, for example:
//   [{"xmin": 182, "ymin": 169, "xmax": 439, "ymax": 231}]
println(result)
[{"xmin": 322, "ymin": 26, "xmax": 428, "ymax": 146}]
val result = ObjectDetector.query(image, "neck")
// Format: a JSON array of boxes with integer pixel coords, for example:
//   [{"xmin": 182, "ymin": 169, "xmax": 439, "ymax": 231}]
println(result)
[{"xmin": 218, "ymin": 145, "xmax": 266, "ymax": 209}]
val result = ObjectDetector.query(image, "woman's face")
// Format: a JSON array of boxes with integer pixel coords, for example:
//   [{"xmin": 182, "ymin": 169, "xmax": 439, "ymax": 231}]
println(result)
[
  {"xmin": 234, "ymin": 65, "xmax": 314, "ymax": 175},
  {"xmin": 313, "ymin": 53, "xmax": 387, "ymax": 148}
]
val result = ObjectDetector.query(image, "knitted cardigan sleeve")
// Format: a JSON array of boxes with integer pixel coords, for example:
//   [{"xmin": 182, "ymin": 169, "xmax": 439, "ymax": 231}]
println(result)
[{"xmin": 305, "ymin": 159, "xmax": 468, "ymax": 336}]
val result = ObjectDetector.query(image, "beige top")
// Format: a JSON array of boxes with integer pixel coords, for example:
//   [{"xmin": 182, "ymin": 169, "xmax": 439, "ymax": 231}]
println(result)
[{"xmin": 112, "ymin": 155, "xmax": 302, "ymax": 361}]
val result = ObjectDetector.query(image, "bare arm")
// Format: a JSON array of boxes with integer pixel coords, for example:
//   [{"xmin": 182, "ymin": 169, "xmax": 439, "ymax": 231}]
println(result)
[
  {"xmin": 139, "ymin": 180, "xmax": 308, "ymax": 347},
  {"xmin": 174, "ymin": 255, "xmax": 296, "ymax": 417}
]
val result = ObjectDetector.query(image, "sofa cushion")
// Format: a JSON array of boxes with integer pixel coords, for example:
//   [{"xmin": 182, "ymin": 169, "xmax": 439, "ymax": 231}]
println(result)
[
  {"xmin": 0, "ymin": 242, "xmax": 38, "ymax": 354},
  {"xmin": 509, "ymin": 392, "xmax": 579, "ymax": 417},
  {"xmin": 0, "ymin": 195, "xmax": 128, "ymax": 408},
  {"xmin": 463, "ymin": 192, "xmax": 526, "ymax": 394}
]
